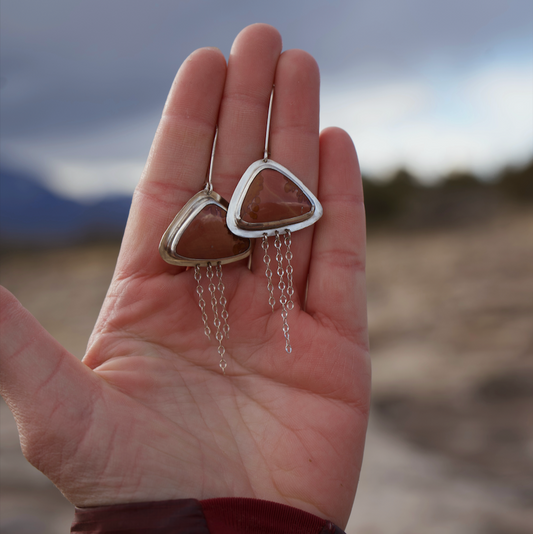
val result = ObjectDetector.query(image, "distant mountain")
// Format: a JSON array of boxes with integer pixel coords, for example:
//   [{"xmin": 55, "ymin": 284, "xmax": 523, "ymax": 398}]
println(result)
[{"xmin": 0, "ymin": 165, "xmax": 131, "ymax": 247}]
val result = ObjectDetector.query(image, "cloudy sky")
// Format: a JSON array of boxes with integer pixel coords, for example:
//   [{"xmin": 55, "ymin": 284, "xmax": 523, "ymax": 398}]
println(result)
[{"xmin": 1, "ymin": 0, "xmax": 532, "ymax": 200}]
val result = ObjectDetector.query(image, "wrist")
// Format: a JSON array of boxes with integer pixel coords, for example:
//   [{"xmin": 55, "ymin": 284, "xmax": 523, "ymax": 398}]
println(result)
[{"xmin": 71, "ymin": 498, "xmax": 346, "ymax": 534}]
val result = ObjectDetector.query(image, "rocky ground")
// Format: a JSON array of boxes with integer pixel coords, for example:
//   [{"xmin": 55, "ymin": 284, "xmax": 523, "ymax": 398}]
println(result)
[
  {"xmin": 1, "ymin": 209, "xmax": 532, "ymax": 533},
  {"xmin": 347, "ymin": 208, "xmax": 533, "ymax": 533}
]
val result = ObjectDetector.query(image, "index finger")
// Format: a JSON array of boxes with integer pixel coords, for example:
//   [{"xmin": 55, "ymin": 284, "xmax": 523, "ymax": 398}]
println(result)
[{"xmin": 116, "ymin": 47, "xmax": 227, "ymax": 278}]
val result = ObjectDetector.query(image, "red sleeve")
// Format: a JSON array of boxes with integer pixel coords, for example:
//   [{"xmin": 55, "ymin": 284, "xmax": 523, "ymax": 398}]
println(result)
[{"xmin": 71, "ymin": 497, "xmax": 346, "ymax": 534}]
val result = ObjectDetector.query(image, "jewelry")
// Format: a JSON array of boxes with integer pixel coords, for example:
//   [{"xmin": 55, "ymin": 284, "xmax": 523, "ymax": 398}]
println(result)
[
  {"xmin": 159, "ymin": 128, "xmax": 252, "ymax": 373},
  {"xmin": 227, "ymin": 87, "xmax": 323, "ymax": 353}
]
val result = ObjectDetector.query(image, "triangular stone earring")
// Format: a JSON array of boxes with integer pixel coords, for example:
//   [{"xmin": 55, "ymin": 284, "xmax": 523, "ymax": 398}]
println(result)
[
  {"xmin": 227, "ymin": 87, "xmax": 323, "ymax": 353},
  {"xmin": 160, "ymin": 128, "xmax": 252, "ymax": 373}
]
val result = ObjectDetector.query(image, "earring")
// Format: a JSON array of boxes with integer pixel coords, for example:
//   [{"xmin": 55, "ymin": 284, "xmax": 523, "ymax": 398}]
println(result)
[
  {"xmin": 227, "ymin": 87, "xmax": 323, "ymax": 353},
  {"xmin": 159, "ymin": 128, "xmax": 252, "ymax": 373}
]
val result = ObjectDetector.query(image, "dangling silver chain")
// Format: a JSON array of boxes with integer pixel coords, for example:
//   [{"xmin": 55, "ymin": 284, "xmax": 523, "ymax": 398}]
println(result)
[
  {"xmin": 275, "ymin": 231, "xmax": 292, "ymax": 353},
  {"xmin": 262, "ymin": 235, "xmax": 276, "ymax": 312},
  {"xmin": 217, "ymin": 341, "xmax": 228, "ymax": 374},
  {"xmin": 206, "ymin": 263, "xmax": 228, "ymax": 374},
  {"xmin": 216, "ymin": 263, "xmax": 230, "ymax": 339},
  {"xmin": 206, "ymin": 263, "xmax": 219, "ymax": 330},
  {"xmin": 194, "ymin": 265, "xmax": 211, "ymax": 339},
  {"xmin": 284, "ymin": 230, "xmax": 294, "ymax": 312}
]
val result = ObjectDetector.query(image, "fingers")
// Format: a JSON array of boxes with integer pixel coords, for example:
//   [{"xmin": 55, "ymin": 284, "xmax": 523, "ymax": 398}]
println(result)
[
  {"xmin": 0, "ymin": 287, "xmax": 101, "ymax": 465},
  {"xmin": 115, "ymin": 23, "xmax": 320, "ymax": 287},
  {"xmin": 117, "ymin": 47, "xmax": 227, "ymax": 277},
  {"xmin": 306, "ymin": 128, "xmax": 368, "ymax": 348},
  {"xmin": 214, "ymin": 23, "xmax": 282, "ymax": 198},
  {"xmin": 270, "ymin": 50, "xmax": 320, "ymax": 192},
  {"xmin": 117, "ymin": 24, "xmax": 283, "ymax": 279},
  {"xmin": 254, "ymin": 49, "xmax": 320, "ymax": 300},
  {"xmin": 213, "ymin": 25, "xmax": 320, "ymax": 303}
]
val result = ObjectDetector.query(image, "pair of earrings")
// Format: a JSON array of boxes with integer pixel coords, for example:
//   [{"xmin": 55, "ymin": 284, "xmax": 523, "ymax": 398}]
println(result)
[{"xmin": 159, "ymin": 88, "xmax": 323, "ymax": 373}]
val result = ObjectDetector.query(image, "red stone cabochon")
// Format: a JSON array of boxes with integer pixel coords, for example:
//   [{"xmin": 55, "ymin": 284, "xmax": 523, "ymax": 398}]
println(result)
[
  {"xmin": 240, "ymin": 169, "xmax": 312, "ymax": 223},
  {"xmin": 175, "ymin": 205, "xmax": 249, "ymax": 260}
]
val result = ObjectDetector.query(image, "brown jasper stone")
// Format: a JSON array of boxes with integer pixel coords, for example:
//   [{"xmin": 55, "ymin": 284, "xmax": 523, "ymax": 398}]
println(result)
[
  {"xmin": 240, "ymin": 169, "xmax": 312, "ymax": 223},
  {"xmin": 176, "ymin": 204, "xmax": 249, "ymax": 259}
]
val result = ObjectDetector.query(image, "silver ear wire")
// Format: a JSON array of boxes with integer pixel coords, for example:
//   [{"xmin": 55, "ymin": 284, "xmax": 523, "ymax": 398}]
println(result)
[
  {"xmin": 204, "ymin": 127, "xmax": 218, "ymax": 193},
  {"xmin": 263, "ymin": 86, "xmax": 274, "ymax": 162}
]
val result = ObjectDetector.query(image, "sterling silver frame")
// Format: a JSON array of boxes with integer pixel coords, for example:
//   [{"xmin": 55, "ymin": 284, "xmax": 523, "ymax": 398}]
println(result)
[
  {"xmin": 226, "ymin": 158, "xmax": 323, "ymax": 239},
  {"xmin": 159, "ymin": 189, "xmax": 252, "ymax": 267}
]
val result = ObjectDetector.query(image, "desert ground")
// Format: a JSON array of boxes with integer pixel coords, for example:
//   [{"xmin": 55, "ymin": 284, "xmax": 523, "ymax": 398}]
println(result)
[{"xmin": 1, "ymin": 209, "xmax": 532, "ymax": 533}]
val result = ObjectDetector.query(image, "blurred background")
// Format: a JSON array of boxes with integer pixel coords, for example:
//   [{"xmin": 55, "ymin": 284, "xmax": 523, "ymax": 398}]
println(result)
[{"xmin": 1, "ymin": 1, "xmax": 532, "ymax": 533}]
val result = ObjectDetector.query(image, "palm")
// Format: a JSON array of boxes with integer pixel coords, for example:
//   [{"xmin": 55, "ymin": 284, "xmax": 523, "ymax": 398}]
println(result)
[{"xmin": 0, "ymin": 25, "xmax": 369, "ymax": 529}]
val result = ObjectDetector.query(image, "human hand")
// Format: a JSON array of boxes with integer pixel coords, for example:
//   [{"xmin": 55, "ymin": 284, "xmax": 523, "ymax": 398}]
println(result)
[{"xmin": 0, "ymin": 24, "xmax": 369, "ymax": 528}]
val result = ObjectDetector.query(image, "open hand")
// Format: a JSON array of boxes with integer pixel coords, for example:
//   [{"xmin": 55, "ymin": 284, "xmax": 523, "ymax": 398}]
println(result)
[{"xmin": 0, "ymin": 24, "xmax": 369, "ymax": 529}]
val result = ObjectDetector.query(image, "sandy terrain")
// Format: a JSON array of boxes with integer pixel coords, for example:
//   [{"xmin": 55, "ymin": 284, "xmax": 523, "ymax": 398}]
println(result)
[
  {"xmin": 347, "ymin": 209, "xmax": 533, "ymax": 534},
  {"xmin": 1, "ymin": 210, "xmax": 532, "ymax": 533}
]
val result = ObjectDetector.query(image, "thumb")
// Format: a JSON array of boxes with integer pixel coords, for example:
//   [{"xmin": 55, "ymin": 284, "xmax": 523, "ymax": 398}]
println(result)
[{"xmin": 0, "ymin": 286, "xmax": 101, "ymax": 469}]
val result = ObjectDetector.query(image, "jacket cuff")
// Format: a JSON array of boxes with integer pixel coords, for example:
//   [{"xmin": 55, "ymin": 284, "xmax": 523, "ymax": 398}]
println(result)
[{"xmin": 71, "ymin": 497, "xmax": 346, "ymax": 534}]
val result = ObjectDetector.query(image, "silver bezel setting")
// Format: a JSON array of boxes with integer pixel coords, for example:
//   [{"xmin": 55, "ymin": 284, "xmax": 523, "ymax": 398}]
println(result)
[
  {"xmin": 226, "ymin": 159, "xmax": 323, "ymax": 238},
  {"xmin": 159, "ymin": 189, "xmax": 252, "ymax": 267}
]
